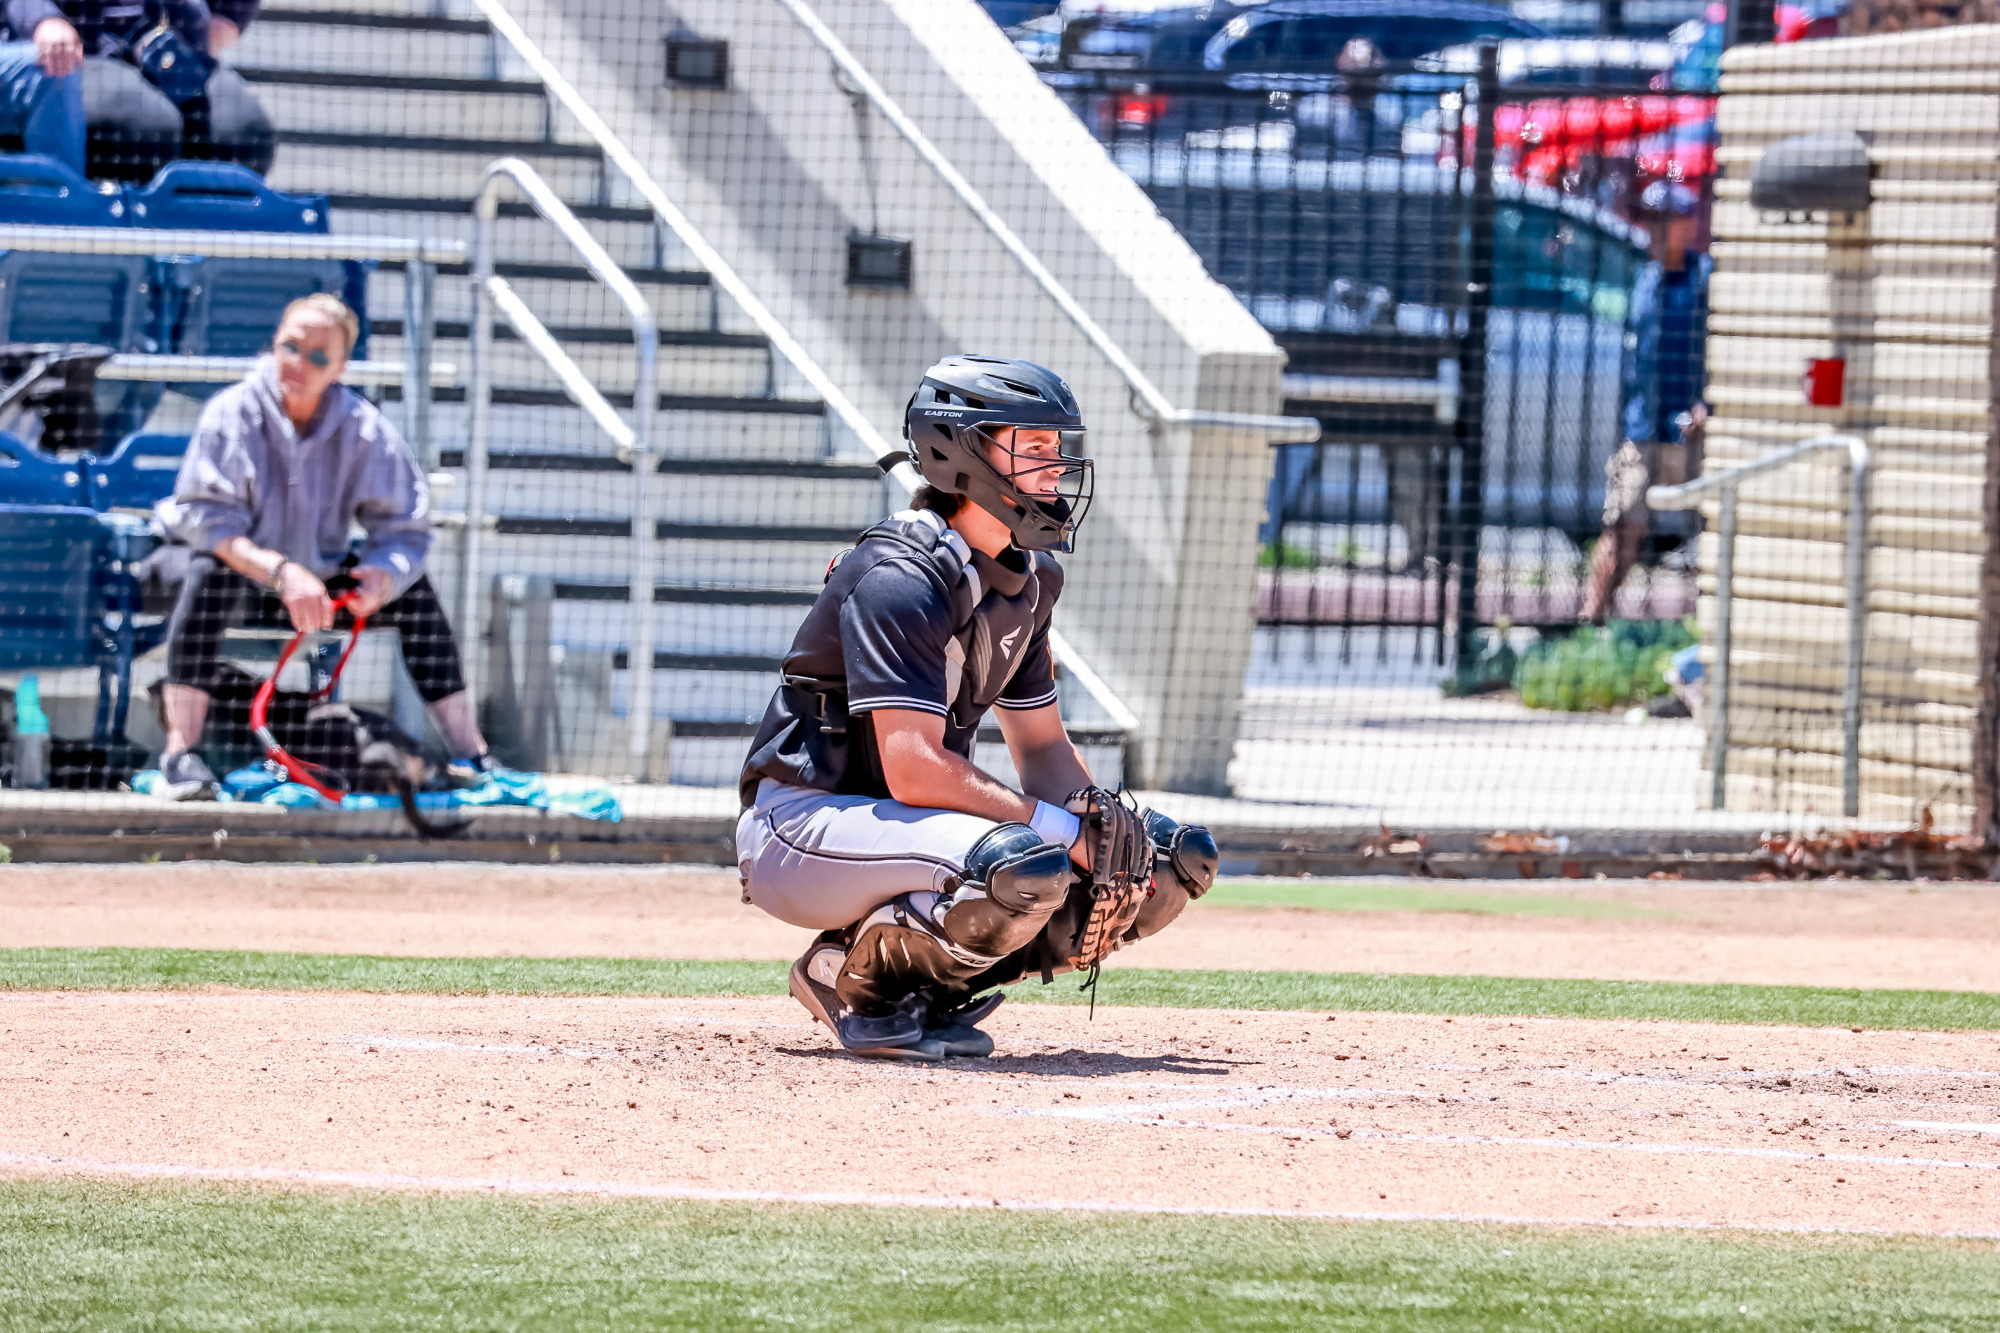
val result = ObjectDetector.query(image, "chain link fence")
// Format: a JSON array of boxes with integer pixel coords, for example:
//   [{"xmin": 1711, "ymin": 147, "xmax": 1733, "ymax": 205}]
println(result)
[{"xmin": 0, "ymin": 0, "xmax": 1986, "ymax": 846}]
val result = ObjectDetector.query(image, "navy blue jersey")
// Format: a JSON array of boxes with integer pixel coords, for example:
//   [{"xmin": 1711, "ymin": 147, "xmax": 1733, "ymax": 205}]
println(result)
[{"xmin": 739, "ymin": 509, "xmax": 1062, "ymax": 806}]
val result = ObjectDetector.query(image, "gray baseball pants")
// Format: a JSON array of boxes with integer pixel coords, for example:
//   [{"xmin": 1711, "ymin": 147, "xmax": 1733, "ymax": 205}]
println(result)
[{"xmin": 735, "ymin": 779, "xmax": 1002, "ymax": 931}]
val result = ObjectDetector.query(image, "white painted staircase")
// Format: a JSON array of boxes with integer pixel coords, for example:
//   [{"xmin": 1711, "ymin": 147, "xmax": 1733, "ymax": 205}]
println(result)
[{"xmin": 228, "ymin": 0, "xmax": 898, "ymax": 782}]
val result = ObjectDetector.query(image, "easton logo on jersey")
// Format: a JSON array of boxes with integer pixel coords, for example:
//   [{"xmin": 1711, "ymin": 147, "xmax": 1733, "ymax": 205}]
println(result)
[{"xmin": 998, "ymin": 626, "xmax": 1022, "ymax": 660}]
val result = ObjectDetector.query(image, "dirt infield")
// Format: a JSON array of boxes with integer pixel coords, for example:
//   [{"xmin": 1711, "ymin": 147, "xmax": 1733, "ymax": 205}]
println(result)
[
  {"xmin": 4, "ymin": 863, "xmax": 1999, "ymax": 990},
  {"xmin": 4, "ymin": 990, "xmax": 1999, "ymax": 1236}
]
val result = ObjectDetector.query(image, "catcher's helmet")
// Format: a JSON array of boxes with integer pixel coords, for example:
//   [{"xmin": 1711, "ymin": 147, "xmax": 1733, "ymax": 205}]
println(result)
[{"xmin": 901, "ymin": 354, "xmax": 1093, "ymax": 552}]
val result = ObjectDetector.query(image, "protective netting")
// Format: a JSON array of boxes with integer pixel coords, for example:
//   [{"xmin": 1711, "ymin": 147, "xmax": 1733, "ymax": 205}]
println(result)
[{"xmin": 0, "ymin": 0, "xmax": 1990, "ymax": 844}]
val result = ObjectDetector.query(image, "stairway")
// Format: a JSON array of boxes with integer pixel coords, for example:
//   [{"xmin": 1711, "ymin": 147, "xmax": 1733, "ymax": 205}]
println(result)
[{"xmin": 225, "ymin": 0, "xmax": 896, "ymax": 782}]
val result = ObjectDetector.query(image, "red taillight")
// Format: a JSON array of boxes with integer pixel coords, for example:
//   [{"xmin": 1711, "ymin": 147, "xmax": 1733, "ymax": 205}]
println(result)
[{"xmin": 1115, "ymin": 93, "xmax": 1168, "ymax": 126}]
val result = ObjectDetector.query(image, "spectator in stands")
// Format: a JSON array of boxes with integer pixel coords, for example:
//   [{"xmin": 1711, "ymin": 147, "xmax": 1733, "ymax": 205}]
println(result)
[
  {"xmin": 0, "ymin": 1, "xmax": 273, "ymax": 182},
  {"xmin": 0, "ymin": 6, "xmax": 83, "ymax": 173},
  {"xmin": 154, "ymin": 294, "xmax": 494, "ymax": 799}
]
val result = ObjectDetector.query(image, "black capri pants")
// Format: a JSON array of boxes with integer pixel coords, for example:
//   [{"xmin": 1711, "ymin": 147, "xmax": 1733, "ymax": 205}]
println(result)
[{"xmin": 165, "ymin": 554, "xmax": 467, "ymax": 703}]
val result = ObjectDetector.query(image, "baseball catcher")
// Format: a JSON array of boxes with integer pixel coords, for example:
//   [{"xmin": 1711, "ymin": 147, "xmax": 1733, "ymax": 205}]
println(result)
[{"xmin": 735, "ymin": 355, "xmax": 1218, "ymax": 1062}]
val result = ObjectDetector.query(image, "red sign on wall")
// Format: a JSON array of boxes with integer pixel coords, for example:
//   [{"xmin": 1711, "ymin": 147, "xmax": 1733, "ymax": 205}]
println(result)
[{"xmin": 1804, "ymin": 358, "xmax": 1845, "ymax": 408}]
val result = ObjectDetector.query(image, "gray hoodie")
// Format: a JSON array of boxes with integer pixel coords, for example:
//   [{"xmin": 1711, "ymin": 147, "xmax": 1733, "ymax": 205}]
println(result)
[{"xmin": 161, "ymin": 357, "xmax": 432, "ymax": 597}]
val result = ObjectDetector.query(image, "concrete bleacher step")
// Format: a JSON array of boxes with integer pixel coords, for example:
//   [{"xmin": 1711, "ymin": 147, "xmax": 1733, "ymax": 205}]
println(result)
[
  {"xmin": 464, "ymin": 532, "xmax": 848, "ymax": 591},
  {"xmin": 229, "ymin": 10, "xmax": 501, "ymax": 80},
  {"xmin": 419, "ymin": 405, "xmax": 834, "ymax": 462},
  {"xmin": 394, "ymin": 383, "xmax": 826, "ymax": 418},
  {"xmin": 348, "ymin": 211, "xmax": 667, "ymax": 274},
  {"xmin": 251, "ymin": 81, "xmax": 567, "ymax": 143},
  {"xmin": 368, "ymin": 331, "xmax": 776, "ymax": 400},
  {"xmin": 458, "ymin": 469, "xmax": 886, "ymax": 530},
  {"xmin": 369, "ymin": 267, "xmax": 721, "ymax": 333},
  {"xmin": 426, "ymin": 450, "xmax": 879, "ymax": 584},
  {"xmin": 268, "ymin": 142, "xmax": 605, "ymax": 203},
  {"xmin": 554, "ymin": 601, "xmax": 807, "ymax": 658}
]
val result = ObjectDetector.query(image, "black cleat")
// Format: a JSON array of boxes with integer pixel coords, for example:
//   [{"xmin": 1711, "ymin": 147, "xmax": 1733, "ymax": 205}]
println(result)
[
  {"xmin": 925, "ymin": 990, "xmax": 1004, "ymax": 1058},
  {"xmin": 788, "ymin": 936, "xmax": 942, "ymax": 1063}
]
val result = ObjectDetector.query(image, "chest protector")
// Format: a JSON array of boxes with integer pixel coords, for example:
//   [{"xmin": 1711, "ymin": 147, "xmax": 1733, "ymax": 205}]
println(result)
[{"xmin": 786, "ymin": 509, "xmax": 1049, "ymax": 744}]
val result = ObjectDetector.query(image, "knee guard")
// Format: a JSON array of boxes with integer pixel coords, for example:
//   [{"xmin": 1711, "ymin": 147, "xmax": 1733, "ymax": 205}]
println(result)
[
  {"xmin": 833, "ymin": 822, "xmax": 1071, "ymax": 1017},
  {"xmin": 971, "ymin": 815, "xmax": 1219, "ymax": 992},
  {"xmin": 1146, "ymin": 810, "xmax": 1219, "ymax": 899},
  {"xmin": 1118, "ymin": 811, "xmax": 1217, "ymax": 945}
]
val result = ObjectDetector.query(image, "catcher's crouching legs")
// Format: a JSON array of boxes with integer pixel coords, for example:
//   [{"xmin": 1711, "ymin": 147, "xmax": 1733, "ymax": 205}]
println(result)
[{"xmin": 832, "ymin": 822, "xmax": 1072, "ymax": 1055}]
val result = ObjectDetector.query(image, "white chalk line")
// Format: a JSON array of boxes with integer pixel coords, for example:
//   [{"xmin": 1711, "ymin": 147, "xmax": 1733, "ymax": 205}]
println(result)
[
  {"xmin": 1896, "ymin": 1121, "xmax": 2000, "ymax": 1136},
  {"xmin": 2, "ymin": 1150, "xmax": 1994, "ymax": 1241}
]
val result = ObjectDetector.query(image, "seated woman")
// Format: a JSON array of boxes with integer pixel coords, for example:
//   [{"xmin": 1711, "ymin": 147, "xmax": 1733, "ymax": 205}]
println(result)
[
  {"xmin": 2, "ymin": 0, "xmax": 273, "ymax": 181},
  {"xmin": 155, "ymin": 293, "xmax": 493, "ymax": 799}
]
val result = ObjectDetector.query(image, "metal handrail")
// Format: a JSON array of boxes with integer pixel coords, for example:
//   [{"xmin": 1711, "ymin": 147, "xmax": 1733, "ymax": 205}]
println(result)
[
  {"xmin": 469, "ymin": 0, "xmax": 892, "ymax": 460},
  {"xmin": 483, "ymin": 277, "xmax": 632, "ymax": 449},
  {"xmin": 0, "ymin": 223, "xmax": 465, "ymax": 264},
  {"xmin": 774, "ymin": 0, "xmax": 1322, "ymax": 446},
  {"xmin": 94, "ymin": 354, "xmax": 458, "ymax": 385},
  {"xmin": 472, "ymin": 0, "xmax": 1148, "ymax": 752},
  {"xmin": 469, "ymin": 157, "xmax": 662, "ymax": 779},
  {"xmin": 1648, "ymin": 432, "xmax": 1871, "ymax": 817}
]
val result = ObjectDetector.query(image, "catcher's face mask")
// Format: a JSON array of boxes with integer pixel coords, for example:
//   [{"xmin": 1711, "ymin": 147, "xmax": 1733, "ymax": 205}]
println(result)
[{"xmin": 973, "ymin": 424, "xmax": 1094, "ymax": 551}]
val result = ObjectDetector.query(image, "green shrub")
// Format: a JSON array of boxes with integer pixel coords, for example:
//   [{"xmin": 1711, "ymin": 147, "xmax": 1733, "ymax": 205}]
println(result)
[
  {"xmin": 1256, "ymin": 541, "xmax": 1317, "ymax": 569},
  {"xmin": 1514, "ymin": 617, "xmax": 1697, "ymax": 712}
]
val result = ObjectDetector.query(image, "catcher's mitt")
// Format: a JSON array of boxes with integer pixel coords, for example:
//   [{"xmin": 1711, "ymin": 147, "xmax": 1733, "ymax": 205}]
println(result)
[{"xmin": 1063, "ymin": 786, "xmax": 1153, "ymax": 971}]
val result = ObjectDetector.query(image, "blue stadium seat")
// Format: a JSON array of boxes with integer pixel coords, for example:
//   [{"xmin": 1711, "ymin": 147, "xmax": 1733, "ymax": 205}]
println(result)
[
  {"xmin": 85, "ymin": 431, "xmax": 189, "ymax": 511},
  {"xmin": 133, "ymin": 163, "xmax": 369, "ymax": 362},
  {"xmin": 0, "ymin": 503, "xmax": 100, "ymax": 669},
  {"xmin": 162, "ymin": 254, "xmax": 366, "ymax": 359},
  {"xmin": 0, "ymin": 429, "xmax": 83, "ymax": 505},
  {"xmin": 0, "ymin": 154, "xmax": 130, "ymax": 227},
  {"xmin": 0, "ymin": 503, "xmax": 162, "ymax": 740},
  {"xmin": 127, "ymin": 161, "xmax": 326, "ymax": 233},
  {"xmin": 0, "ymin": 156, "xmax": 153, "ymax": 354},
  {"xmin": 0, "ymin": 250, "xmax": 151, "ymax": 348}
]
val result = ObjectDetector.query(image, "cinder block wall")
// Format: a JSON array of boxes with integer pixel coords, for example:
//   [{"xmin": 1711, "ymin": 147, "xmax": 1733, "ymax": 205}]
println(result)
[
  {"xmin": 1707, "ymin": 28, "xmax": 1998, "ymax": 826},
  {"xmin": 496, "ymin": 0, "xmax": 1287, "ymax": 792}
]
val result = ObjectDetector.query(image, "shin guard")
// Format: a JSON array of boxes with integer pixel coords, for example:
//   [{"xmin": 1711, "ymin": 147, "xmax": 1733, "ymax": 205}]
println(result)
[{"xmin": 834, "ymin": 822, "xmax": 1071, "ymax": 1016}]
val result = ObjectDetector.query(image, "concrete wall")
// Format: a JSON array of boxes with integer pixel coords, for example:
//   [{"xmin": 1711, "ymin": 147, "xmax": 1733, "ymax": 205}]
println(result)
[
  {"xmin": 1706, "ymin": 28, "xmax": 1999, "ymax": 827},
  {"xmin": 495, "ymin": 0, "xmax": 1287, "ymax": 792}
]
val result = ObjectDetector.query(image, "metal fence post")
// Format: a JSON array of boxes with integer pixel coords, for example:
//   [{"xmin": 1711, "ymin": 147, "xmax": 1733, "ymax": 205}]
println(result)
[
  {"xmin": 1451, "ymin": 45, "xmax": 1498, "ymax": 686},
  {"xmin": 401, "ymin": 258, "xmax": 435, "ymax": 469},
  {"xmin": 1709, "ymin": 483, "xmax": 1738, "ymax": 811},
  {"xmin": 626, "ymin": 320, "xmax": 659, "ymax": 782},
  {"xmin": 1842, "ymin": 438, "xmax": 1872, "ymax": 817},
  {"xmin": 461, "ymin": 203, "xmax": 496, "ymax": 708}
]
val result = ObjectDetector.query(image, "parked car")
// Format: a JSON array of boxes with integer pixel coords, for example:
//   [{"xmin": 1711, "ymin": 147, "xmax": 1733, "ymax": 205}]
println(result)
[{"xmin": 1056, "ymin": 0, "xmax": 1544, "ymax": 76}]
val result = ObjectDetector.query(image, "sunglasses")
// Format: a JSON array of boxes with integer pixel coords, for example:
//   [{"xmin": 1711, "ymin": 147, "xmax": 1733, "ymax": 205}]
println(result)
[{"xmin": 278, "ymin": 339, "xmax": 332, "ymax": 369}]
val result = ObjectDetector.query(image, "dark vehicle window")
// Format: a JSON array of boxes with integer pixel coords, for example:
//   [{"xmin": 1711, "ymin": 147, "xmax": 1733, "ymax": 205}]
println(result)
[{"xmin": 1222, "ymin": 18, "xmax": 1350, "ymax": 67}]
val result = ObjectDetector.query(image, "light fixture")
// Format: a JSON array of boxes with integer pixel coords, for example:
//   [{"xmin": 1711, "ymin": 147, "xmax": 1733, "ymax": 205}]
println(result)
[{"xmin": 665, "ymin": 38, "xmax": 728, "ymax": 90}]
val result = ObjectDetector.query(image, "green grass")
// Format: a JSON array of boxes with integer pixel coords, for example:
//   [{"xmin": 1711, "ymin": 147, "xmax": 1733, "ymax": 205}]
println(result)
[
  {"xmin": 2, "ymin": 1180, "xmax": 1997, "ymax": 1331},
  {"xmin": 0, "ymin": 948, "xmax": 786, "ymax": 998},
  {"xmin": 1201, "ymin": 879, "xmax": 1670, "ymax": 920},
  {"xmin": 5, "ymin": 947, "xmax": 1999, "ymax": 1031}
]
